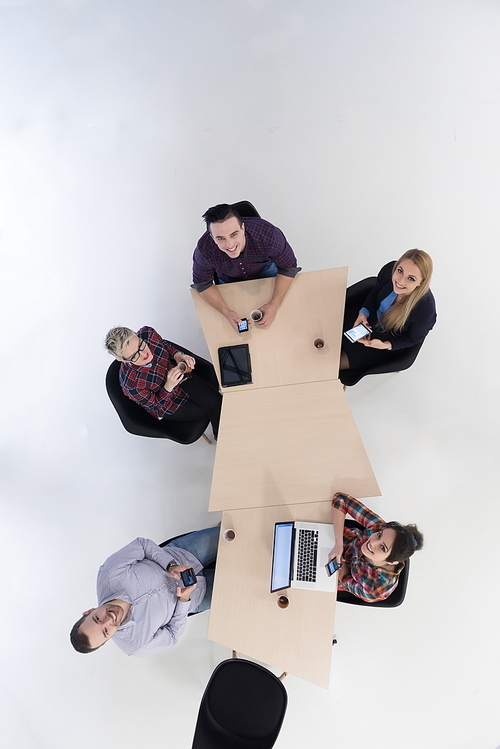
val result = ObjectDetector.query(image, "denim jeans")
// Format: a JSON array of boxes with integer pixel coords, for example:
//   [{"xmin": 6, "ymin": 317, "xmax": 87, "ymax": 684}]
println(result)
[
  {"xmin": 166, "ymin": 526, "xmax": 220, "ymax": 613},
  {"xmin": 218, "ymin": 260, "xmax": 278, "ymax": 284}
]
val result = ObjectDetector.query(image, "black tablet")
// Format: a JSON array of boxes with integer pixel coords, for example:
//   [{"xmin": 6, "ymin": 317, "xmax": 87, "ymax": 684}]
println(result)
[{"xmin": 218, "ymin": 344, "xmax": 252, "ymax": 387}]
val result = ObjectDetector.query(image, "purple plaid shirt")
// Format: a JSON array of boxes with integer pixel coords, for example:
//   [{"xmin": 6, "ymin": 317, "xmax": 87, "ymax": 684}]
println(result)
[
  {"xmin": 332, "ymin": 493, "xmax": 402, "ymax": 603},
  {"xmin": 119, "ymin": 327, "xmax": 190, "ymax": 418},
  {"xmin": 192, "ymin": 217, "xmax": 300, "ymax": 292}
]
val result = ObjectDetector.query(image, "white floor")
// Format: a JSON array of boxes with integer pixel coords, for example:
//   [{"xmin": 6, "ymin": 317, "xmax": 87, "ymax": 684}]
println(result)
[{"xmin": 1, "ymin": 2, "xmax": 499, "ymax": 748}]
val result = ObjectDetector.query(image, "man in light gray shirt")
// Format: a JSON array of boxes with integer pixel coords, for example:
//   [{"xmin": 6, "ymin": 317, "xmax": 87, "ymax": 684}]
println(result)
[{"xmin": 70, "ymin": 527, "xmax": 219, "ymax": 657}]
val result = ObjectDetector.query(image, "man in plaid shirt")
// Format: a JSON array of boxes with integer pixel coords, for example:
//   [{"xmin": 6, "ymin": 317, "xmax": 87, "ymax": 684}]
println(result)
[
  {"xmin": 192, "ymin": 203, "xmax": 301, "ymax": 331},
  {"xmin": 328, "ymin": 492, "xmax": 423, "ymax": 603}
]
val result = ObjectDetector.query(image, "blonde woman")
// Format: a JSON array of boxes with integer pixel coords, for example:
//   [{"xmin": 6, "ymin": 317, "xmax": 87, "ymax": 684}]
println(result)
[{"xmin": 340, "ymin": 250, "xmax": 436, "ymax": 370}]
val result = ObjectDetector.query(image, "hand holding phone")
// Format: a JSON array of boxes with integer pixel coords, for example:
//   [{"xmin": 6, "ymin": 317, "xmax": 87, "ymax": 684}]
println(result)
[
  {"xmin": 237, "ymin": 318, "xmax": 249, "ymax": 333},
  {"xmin": 180, "ymin": 567, "xmax": 197, "ymax": 587},
  {"xmin": 344, "ymin": 323, "xmax": 372, "ymax": 343},
  {"xmin": 325, "ymin": 558, "xmax": 342, "ymax": 576}
]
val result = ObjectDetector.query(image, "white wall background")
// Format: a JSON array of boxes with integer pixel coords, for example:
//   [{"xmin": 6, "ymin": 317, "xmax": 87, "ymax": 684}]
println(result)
[{"xmin": 1, "ymin": 1, "xmax": 499, "ymax": 747}]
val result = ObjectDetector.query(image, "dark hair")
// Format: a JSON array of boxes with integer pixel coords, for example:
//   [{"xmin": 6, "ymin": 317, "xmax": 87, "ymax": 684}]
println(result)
[
  {"xmin": 384, "ymin": 522, "xmax": 424, "ymax": 564},
  {"xmin": 202, "ymin": 203, "xmax": 242, "ymax": 228},
  {"xmin": 70, "ymin": 614, "xmax": 100, "ymax": 654}
]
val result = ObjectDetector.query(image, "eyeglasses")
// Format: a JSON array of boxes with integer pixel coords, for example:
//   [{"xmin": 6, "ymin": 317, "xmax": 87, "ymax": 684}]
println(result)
[{"xmin": 124, "ymin": 338, "xmax": 147, "ymax": 363}]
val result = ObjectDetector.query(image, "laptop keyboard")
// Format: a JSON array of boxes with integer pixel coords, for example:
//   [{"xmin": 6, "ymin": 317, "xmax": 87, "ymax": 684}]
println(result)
[{"xmin": 296, "ymin": 529, "xmax": 318, "ymax": 582}]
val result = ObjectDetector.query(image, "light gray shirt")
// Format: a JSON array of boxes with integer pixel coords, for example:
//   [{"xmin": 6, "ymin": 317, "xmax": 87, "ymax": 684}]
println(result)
[{"xmin": 96, "ymin": 537, "xmax": 206, "ymax": 657}]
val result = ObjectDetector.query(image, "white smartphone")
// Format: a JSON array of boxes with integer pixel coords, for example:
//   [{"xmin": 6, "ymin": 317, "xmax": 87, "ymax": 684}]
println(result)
[{"xmin": 344, "ymin": 323, "xmax": 371, "ymax": 343}]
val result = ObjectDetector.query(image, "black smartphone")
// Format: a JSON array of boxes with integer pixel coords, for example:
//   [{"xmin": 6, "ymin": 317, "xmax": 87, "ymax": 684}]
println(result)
[
  {"xmin": 237, "ymin": 318, "xmax": 249, "ymax": 333},
  {"xmin": 218, "ymin": 344, "xmax": 252, "ymax": 387},
  {"xmin": 180, "ymin": 568, "xmax": 197, "ymax": 587},
  {"xmin": 325, "ymin": 558, "xmax": 342, "ymax": 576}
]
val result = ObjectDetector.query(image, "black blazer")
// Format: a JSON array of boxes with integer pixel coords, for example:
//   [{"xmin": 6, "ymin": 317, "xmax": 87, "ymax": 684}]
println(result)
[{"xmin": 361, "ymin": 261, "xmax": 436, "ymax": 351}]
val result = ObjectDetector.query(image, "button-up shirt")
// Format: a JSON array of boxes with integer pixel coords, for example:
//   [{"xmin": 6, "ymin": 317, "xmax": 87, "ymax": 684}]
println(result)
[
  {"xmin": 192, "ymin": 217, "xmax": 300, "ymax": 292},
  {"xmin": 97, "ymin": 537, "xmax": 206, "ymax": 657},
  {"xmin": 119, "ymin": 326, "xmax": 190, "ymax": 418},
  {"xmin": 332, "ymin": 492, "xmax": 402, "ymax": 602}
]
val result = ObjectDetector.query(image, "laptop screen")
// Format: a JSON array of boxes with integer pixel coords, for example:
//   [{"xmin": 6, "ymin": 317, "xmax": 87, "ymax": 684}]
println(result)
[{"xmin": 270, "ymin": 522, "xmax": 294, "ymax": 592}]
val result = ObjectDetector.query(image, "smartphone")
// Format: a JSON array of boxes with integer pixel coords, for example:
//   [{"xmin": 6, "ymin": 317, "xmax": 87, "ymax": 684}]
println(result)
[
  {"xmin": 344, "ymin": 323, "xmax": 371, "ymax": 343},
  {"xmin": 180, "ymin": 568, "xmax": 197, "ymax": 587},
  {"xmin": 325, "ymin": 558, "xmax": 342, "ymax": 576},
  {"xmin": 237, "ymin": 318, "xmax": 249, "ymax": 333}
]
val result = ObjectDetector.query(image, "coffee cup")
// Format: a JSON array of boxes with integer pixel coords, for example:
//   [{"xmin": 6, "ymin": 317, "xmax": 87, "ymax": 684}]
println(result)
[
  {"xmin": 277, "ymin": 595, "xmax": 289, "ymax": 609},
  {"xmin": 177, "ymin": 361, "xmax": 187, "ymax": 373},
  {"xmin": 223, "ymin": 529, "xmax": 236, "ymax": 542},
  {"xmin": 313, "ymin": 337, "xmax": 325, "ymax": 349},
  {"xmin": 250, "ymin": 309, "xmax": 263, "ymax": 322}
]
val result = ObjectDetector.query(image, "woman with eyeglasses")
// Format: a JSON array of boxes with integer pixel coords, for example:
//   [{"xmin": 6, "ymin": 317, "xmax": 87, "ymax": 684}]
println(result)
[
  {"xmin": 328, "ymin": 493, "xmax": 423, "ymax": 603},
  {"xmin": 105, "ymin": 326, "xmax": 222, "ymax": 439},
  {"xmin": 340, "ymin": 249, "xmax": 436, "ymax": 371}
]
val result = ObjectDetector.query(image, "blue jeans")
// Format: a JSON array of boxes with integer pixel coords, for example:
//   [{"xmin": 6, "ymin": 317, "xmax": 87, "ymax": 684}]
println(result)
[
  {"xmin": 166, "ymin": 526, "xmax": 220, "ymax": 613},
  {"xmin": 218, "ymin": 260, "xmax": 278, "ymax": 284}
]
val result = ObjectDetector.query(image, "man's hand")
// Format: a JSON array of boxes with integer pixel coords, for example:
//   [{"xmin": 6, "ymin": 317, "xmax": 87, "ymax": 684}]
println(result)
[
  {"xmin": 174, "ymin": 352, "xmax": 196, "ymax": 372},
  {"xmin": 176, "ymin": 583, "xmax": 197, "ymax": 602},
  {"xmin": 327, "ymin": 542, "xmax": 344, "ymax": 564},
  {"xmin": 224, "ymin": 308, "xmax": 243, "ymax": 332},
  {"xmin": 167, "ymin": 563, "xmax": 192, "ymax": 579},
  {"xmin": 359, "ymin": 337, "xmax": 391, "ymax": 350},
  {"xmin": 257, "ymin": 301, "xmax": 279, "ymax": 327},
  {"xmin": 164, "ymin": 365, "xmax": 185, "ymax": 392}
]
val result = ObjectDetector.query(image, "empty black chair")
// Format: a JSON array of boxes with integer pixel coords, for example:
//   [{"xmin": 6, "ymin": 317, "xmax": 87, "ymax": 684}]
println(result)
[
  {"xmin": 336, "ymin": 520, "xmax": 409, "ymax": 608},
  {"xmin": 191, "ymin": 658, "xmax": 288, "ymax": 749},
  {"xmin": 340, "ymin": 276, "xmax": 424, "ymax": 387},
  {"xmin": 105, "ymin": 343, "xmax": 211, "ymax": 444},
  {"xmin": 231, "ymin": 200, "xmax": 261, "ymax": 218}
]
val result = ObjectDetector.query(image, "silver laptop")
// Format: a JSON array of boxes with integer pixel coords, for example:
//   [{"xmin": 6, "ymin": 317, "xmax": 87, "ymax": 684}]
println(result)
[{"xmin": 270, "ymin": 520, "xmax": 338, "ymax": 593}]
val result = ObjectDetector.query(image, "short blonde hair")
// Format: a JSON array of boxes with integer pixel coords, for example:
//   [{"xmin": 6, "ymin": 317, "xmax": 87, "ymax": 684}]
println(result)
[{"xmin": 104, "ymin": 327, "xmax": 137, "ymax": 360}]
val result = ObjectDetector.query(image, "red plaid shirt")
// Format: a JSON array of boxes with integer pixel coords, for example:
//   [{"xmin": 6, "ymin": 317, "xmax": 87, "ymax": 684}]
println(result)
[
  {"xmin": 192, "ymin": 217, "xmax": 300, "ymax": 291},
  {"xmin": 119, "ymin": 327, "xmax": 190, "ymax": 418},
  {"xmin": 332, "ymin": 492, "xmax": 403, "ymax": 602}
]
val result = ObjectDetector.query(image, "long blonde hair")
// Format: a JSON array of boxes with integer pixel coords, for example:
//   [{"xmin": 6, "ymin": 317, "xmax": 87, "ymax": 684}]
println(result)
[{"xmin": 380, "ymin": 249, "xmax": 433, "ymax": 333}]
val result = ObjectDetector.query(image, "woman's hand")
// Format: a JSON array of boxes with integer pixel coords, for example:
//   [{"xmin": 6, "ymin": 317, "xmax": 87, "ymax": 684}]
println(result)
[
  {"xmin": 353, "ymin": 311, "xmax": 369, "ymax": 328},
  {"xmin": 164, "ymin": 365, "xmax": 185, "ymax": 392},
  {"xmin": 327, "ymin": 542, "xmax": 344, "ymax": 564},
  {"xmin": 358, "ymin": 338, "xmax": 392, "ymax": 350},
  {"xmin": 174, "ymin": 352, "xmax": 196, "ymax": 372}
]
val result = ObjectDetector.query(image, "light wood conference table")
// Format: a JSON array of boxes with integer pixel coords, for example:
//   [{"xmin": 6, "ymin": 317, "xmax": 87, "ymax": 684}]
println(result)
[
  {"xmin": 208, "ymin": 502, "xmax": 338, "ymax": 688},
  {"xmin": 190, "ymin": 267, "xmax": 348, "ymax": 389},
  {"xmin": 209, "ymin": 378, "xmax": 380, "ymax": 511}
]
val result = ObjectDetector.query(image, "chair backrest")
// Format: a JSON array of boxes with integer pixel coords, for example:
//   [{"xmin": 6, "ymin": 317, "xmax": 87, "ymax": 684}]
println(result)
[
  {"xmin": 191, "ymin": 658, "xmax": 287, "ymax": 749},
  {"xmin": 336, "ymin": 519, "xmax": 409, "ymax": 608},
  {"xmin": 105, "ymin": 359, "xmax": 165, "ymax": 437},
  {"xmin": 231, "ymin": 200, "xmax": 261, "ymax": 219}
]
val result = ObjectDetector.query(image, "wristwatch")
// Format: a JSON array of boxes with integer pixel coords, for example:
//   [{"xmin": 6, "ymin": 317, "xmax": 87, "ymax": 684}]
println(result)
[{"xmin": 167, "ymin": 560, "xmax": 176, "ymax": 573}]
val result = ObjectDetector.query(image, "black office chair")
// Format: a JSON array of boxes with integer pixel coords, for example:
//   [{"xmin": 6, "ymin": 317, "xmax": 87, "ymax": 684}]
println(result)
[
  {"xmin": 231, "ymin": 200, "xmax": 261, "ymax": 218},
  {"xmin": 191, "ymin": 658, "xmax": 288, "ymax": 749},
  {"xmin": 336, "ymin": 519, "xmax": 409, "ymax": 608},
  {"xmin": 105, "ymin": 344, "xmax": 212, "ymax": 444},
  {"xmin": 339, "ymin": 276, "xmax": 424, "ymax": 387},
  {"xmin": 159, "ymin": 531, "xmax": 216, "ymax": 616}
]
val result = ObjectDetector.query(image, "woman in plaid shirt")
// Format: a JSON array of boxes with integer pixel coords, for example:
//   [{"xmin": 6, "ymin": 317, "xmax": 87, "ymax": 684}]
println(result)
[
  {"xmin": 328, "ymin": 493, "xmax": 423, "ymax": 603},
  {"xmin": 105, "ymin": 326, "xmax": 222, "ymax": 439}
]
